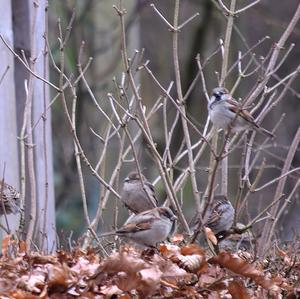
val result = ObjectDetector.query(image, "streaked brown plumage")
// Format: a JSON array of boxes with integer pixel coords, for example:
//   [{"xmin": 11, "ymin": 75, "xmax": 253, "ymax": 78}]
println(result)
[
  {"xmin": 99, "ymin": 207, "xmax": 177, "ymax": 247},
  {"xmin": 191, "ymin": 195, "xmax": 234, "ymax": 235},
  {"xmin": 205, "ymin": 195, "xmax": 234, "ymax": 234},
  {"xmin": 0, "ymin": 181, "xmax": 20, "ymax": 215}
]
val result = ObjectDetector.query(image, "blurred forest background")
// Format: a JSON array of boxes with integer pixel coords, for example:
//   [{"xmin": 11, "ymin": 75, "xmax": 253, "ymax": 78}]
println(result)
[{"xmin": 48, "ymin": 0, "xmax": 300, "ymax": 241}]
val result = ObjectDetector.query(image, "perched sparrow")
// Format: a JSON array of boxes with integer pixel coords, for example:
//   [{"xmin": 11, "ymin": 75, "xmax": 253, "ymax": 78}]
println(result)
[
  {"xmin": 120, "ymin": 171, "xmax": 158, "ymax": 214},
  {"xmin": 208, "ymin": 87, "xmax": 274, "ymax": 138},
  {"xmin": 100, "ymin": 207, "xmax": 177, "ymax": 247},
  {"xmin": 0, "ymin": 181, "xmax": 20, "ymax": 215},
  {"xmin": 205, "ymin": 195, "xmax": 234, "ymax": 234},
  {"xmin": 192, "ymin": 195, "xmax": 234, "ymax": 235}
]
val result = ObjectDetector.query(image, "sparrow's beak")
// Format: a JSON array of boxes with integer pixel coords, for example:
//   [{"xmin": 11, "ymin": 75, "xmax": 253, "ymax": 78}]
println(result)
[{"xmin": 171, "ymin": 214, "xmax": 178, "ymax": 221}]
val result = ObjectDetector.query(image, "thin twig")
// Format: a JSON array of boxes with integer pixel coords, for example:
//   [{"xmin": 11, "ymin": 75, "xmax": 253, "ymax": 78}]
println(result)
[
  {"xmin": 235, "ymin": 0, "xmax": 260, "ymax": 14},
  {"xmin": 178, "ymin": 12, "xmax": 200, "ymax": 30},
  {"xmin": 219, "ymin": 0, "xmax": 237, "ymax": 197},
  {"xmin": 0, "ymin": 65, "xmax": 10, "ymax": 85},
  {"xmin": 0, "ymin": 34, "xmax": 61, "ymax": 92},
  {"xmin": 172, "ymin": 0, "xmax": 201, "ymax": 220},
  {"xmin": 25, "ymin": 4, "xmax": 38, "ymax": 249},
  {"xmin": 71, "ymin": 81, "xmax": 91, "ymax": 228},
  {"xmin": 258, "ymin": 128, "xmax": 300, "ymax": 256},
  {"xmin": 41, "ymin": 2, "xmax": 51, "ymax": 251},
  {"xmin": 254, "ymin": 167, "xmax": 300, "ymax": 192},
  {"xmin": 245, "ymin": 2, "xmax": 300, "ymax": 106},
  {"xmin": 150, "ymin": 3, "xmax": 174, "ymax": 30}
]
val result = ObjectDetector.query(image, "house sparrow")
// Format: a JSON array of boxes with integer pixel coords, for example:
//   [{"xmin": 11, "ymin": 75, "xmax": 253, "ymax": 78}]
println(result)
[
  {"xmin": 208, "ymin": 87, "xmax": 274, "ymax": 138},
  {"xmin": 0, "ymin": 181, "xmax": 20, "ymax": 215},
  {"xmin": 205, "ymin": 195, "xmax": 235, "ymax": 235},
  {"xmin": 120, "ymin": 171, "xmax": 158, "ymax": 214},
  {"xmin": 192, "ymin": 195, "xmax": 234, "ymax": 235},
  {"xmin": 99, "ymin": 207, "xmax": 177, "ymax": 247}
]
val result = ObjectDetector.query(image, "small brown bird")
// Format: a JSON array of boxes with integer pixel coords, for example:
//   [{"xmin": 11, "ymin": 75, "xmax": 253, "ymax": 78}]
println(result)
[
  {"xmin": 120, "ymin": 171, "xmax": 158, "ymax": 214},
  {"xmin": 0, "ymin": 181, "xmax": 20, "ymax": 215},
  {"xmin": 99, "ymin": 207, "xmax": 177, "ymax": 247},
  {"xmin": 208, "ymin": 87, "xmax": 274, "ymax": 138},
  {"xmin": 192, "ymin": 195, "xmax": 234, "ymax": 235},
  {"xmin": 205, "ymin": 195, "xmax": 234, "ymax": 234}
]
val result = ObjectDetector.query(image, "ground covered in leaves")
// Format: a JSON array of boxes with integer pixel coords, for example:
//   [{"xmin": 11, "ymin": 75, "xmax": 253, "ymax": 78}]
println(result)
[{"xmin": 0, "ymin": 235, "xmax": 299, "ymax": 298}]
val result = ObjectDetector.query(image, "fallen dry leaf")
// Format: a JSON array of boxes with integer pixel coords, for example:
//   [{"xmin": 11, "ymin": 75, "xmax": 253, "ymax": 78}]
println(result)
[
  {"xmin": 93, "ymin": 250, "xmax": 160, "ymax": 298},
  {"xmin": 0, "ymin": 234, "xmax": 298, "ymax": 298},
  {"xmin": 47, "ymin": 263, "xmax": 77, "ymax": 294},
  {"xmin": 71, "ymin": 256, "xmax": 99, "ymax": 277},
  {"xmin": 19, "ymin": 267, "xmax": 46, "ymax": 293},
  {"xmin": 209, "ymin": 251, "xmax": 281, "ymax": 293},
  {"xmin": 1, "ymin": 235, "xmax": 11, "ymax": 258},
  {"xmin": 170, "ymin": 233, "xmax": 184, "ymax": 244},
  {"xmin": 228, "ymin": 279, "xmax": 251, "ymax": 299},
  {"xmin": 28, "ymin": 253, "xmax": 58, "ymax": 265},
  {"xmin": 204, "ymin": 227, "xmax": 218, "ymax": 246},
  {"xmin": 100, "ymin": 284, "xmax": 124, "ymax": 297}
]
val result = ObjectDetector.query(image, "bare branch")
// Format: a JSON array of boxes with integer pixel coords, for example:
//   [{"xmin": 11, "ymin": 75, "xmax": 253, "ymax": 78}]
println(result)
[
  {"xmin": 0, "ymin": 34, "xmax": 61, "ymax": 92},
  {"xmin": 150, "ymin": 3, "xmax": 174, "ymax": 30},
  {"xmin": 258, "ymin": 128, "xmax": 300, "ymax": 256},
  {"xmin": 178, "ymin": 12, "xmax": 200, "ymax": 30},
  {"xmin": 235, "ymin": 0, "xmax": 260, "ymax": 14}
]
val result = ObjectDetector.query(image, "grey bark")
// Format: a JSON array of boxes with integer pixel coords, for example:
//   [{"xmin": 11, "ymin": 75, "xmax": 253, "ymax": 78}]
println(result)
[
  {"xmin": 12, "ymin": 0, "xmax": 56, "ymax": 251},
  {"xmin": 0, "ymin": 0, "xmax": 20, "ymax": 233}
]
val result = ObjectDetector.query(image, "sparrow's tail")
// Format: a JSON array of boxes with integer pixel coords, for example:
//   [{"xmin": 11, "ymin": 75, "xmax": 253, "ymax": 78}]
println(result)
[{"xmin": 98, "ymin": 231, "xmax": 117, "ymax": 238}]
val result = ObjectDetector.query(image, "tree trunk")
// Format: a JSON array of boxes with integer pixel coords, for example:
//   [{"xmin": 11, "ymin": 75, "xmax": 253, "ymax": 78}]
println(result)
[
  {"xmin": 0, "ymin": 0, "xmax": 20, "ymax": 234},
  {"xmin": 12, "ymin": 0, "xmax": 56, "ymax": 251}
]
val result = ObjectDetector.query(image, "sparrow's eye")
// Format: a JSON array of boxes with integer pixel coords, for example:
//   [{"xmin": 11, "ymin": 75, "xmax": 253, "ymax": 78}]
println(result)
[
  {"xmin": 213, "ymin": 92, "xmax": 221, "ymax": 100},
  {"xmin": 161, "ymin": 208, "xmax": 177, "ymax": 220},
  {"xmin": 213, "ymin": 89, "xmax": 226, "ymax": 101}
]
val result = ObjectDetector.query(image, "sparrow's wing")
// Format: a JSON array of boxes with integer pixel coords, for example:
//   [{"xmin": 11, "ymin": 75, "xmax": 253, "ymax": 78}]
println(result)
[
  {"xmin": 205, "ymin": 196, "xmax": 228, "ymax": 225},
  {"xmin": 145, "ymin": 181, "xmax": 155, "ymax": 195},
  {"xmin": 144, "ymin": 182, "xmax": 158, "ymax": 206},
  {"xmin": 117, "ymin": 218, "xmax": 154, "ymax": 234},
  {"xmin": 227, "ymin": 99, "xmax": 259, "ymax": 128},
  {"xmin": 206, "ymin": 209, "xmax": 221, "ymax": 227},
  {"xmin": 213, "ymin": 195, "xmax": 228, "ymax": 201},
  {"xmin": 137, "ymin": 207, "xmax": 159, "ymax": 217},
  {"xmin": 123, "ymin": 203, "xmax": 138, "ymax": 214},
  {"xmin": 0, "ymin": 183, "xmax": 21, "ymax": 215}
]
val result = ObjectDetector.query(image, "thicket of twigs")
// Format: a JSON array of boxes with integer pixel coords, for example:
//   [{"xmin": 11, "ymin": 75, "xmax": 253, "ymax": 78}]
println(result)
[{"xmin": 45, "ymin": 0, "xmax": 300, "ymax": 256}]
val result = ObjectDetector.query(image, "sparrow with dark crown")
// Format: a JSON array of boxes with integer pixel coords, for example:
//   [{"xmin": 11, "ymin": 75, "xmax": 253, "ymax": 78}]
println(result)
[
  {"xmin": 204, "ymin": 195, "xmax": 234, "ymax": 235},
  {"xmin": 120, "ymin": 171, "xmax": 158, "ymax": 214},
  {"xmin": 191, "ymin": 195, "xmax": 234, "ymax": 236},
  {"xmin": 208, "ymin": 87, "xmax": 274, "ymax": 138}
]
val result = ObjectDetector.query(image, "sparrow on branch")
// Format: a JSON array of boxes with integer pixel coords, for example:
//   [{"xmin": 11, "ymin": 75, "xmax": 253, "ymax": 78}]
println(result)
[
  {"xmin": 99, "ymin": 207, "xmax": 177, "ymax": 247},
  {"xmin": 208, "ymin": 87, "xmax": 274, "ymax": 138},
  {"xmin": 121, "ymin": 171, "xmax": 158, "ymax": 214},
  {"xmin": 192, "ymin": 195, "xmax": 234, "ymax": 236},
  {"xmin": 0, "ymin": 181, "xmax": 20, "ymax": 215}
]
